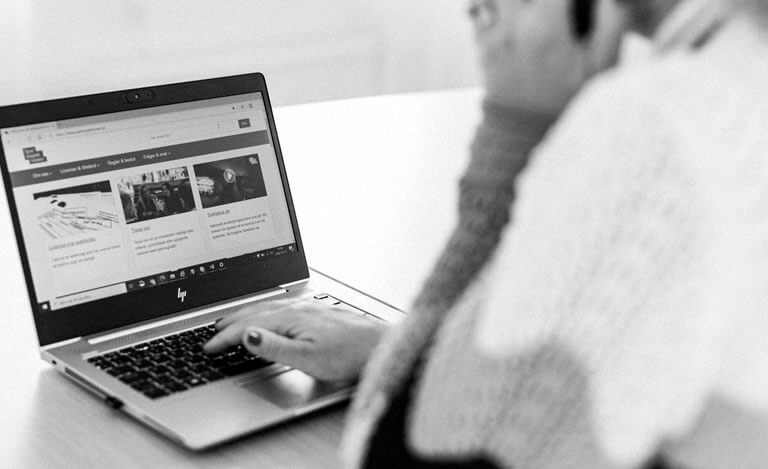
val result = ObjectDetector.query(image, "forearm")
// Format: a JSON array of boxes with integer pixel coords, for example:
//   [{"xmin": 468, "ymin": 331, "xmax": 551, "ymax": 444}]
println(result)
[{"xmin": 411, "ymin": 100, "xmax": 555, "ymax": 314}]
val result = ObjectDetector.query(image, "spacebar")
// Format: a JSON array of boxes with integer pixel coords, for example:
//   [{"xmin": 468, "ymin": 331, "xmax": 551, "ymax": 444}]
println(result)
[{"xmin": 219, "ymin": 359, "xmax": 273, "ymax": 377}]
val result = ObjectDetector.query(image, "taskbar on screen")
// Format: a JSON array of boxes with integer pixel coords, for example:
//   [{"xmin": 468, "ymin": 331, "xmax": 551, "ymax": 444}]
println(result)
[{"xmin": 37, "ymin": 243, "xmax": 298, "ymax": 312}]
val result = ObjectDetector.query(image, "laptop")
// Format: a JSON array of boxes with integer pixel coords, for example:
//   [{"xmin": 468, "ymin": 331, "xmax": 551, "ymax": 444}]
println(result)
[{"xmin": 0, "ymin": 73, "xmax": 402, "ymax": 450}]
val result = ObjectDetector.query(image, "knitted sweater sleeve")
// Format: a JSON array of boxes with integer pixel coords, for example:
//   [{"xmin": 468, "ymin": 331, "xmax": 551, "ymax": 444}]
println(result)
[{"xmin": 410, "ymin": 101, "xmax": 555, "ymax": 315}]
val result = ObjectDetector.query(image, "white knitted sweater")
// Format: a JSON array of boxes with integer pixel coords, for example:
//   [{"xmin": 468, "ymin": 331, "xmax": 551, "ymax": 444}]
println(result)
[{"xmin": 345, "ymin": 11, "xmax": 768, "ymax": 469}]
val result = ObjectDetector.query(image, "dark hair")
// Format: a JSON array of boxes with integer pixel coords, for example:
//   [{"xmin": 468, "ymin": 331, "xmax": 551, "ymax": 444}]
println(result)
[{"xmin": 572, "ymin": 0, "xmax": 596, "ymax": 40}]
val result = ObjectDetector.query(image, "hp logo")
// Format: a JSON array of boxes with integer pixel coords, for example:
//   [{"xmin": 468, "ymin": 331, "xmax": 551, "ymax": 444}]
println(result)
[{"xmin": 177, "ymin": 288, "xmax": 187, "ymax": 303}]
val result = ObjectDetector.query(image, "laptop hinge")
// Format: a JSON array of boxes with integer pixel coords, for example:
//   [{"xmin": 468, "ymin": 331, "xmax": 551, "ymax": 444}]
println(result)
[
  {"xmin": 41, "ymin": 337, "xmax": 82, "ymax": 351},
  {"xmin": 279, "ymin": 277, "xmax": 309, "ymax": 289},
  {"xmin": 87, "ymin": 286, "xmax": 288, "ymax": 345}
]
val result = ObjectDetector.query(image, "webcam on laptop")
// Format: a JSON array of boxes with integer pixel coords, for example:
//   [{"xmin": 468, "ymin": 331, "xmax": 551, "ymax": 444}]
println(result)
[{"xmin": 125, "ymin": 89, "xmax": 154, "ymax": 103}]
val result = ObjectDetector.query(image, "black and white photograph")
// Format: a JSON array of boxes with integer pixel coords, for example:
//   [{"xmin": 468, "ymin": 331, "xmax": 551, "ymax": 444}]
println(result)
[
  {"xmin": 3, "ymin": 0, "xmax": 768, "ymax": 467},
  {"xmin": 32, "ymin": 181, "xmax": 118, "ymax": 239},
  {"xmin": 116, "ymin": 167, "xmax": 196, "ymax": 224},
  {"xmin": 193, "ymin": 155, "xmax": 267, "ymax": 209}
]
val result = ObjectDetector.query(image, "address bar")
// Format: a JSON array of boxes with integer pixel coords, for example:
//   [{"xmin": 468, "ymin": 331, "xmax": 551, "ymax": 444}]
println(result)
[{"xmin": 146, "ymin": 120, "xmax": 240, "ymax": 145}]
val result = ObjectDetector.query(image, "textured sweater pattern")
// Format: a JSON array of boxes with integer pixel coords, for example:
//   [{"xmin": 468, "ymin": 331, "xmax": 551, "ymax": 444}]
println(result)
[{"xmin": 344, "ymin": 13, "xmax": 768, "ymax": 469}]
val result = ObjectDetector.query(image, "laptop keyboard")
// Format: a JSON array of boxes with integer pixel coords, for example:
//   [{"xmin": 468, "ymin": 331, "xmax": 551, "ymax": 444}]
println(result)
[
  {"xmin": 87, "ymin": 324, "xmax": 273, "ymax": 399},
  {"xmin": 87, "ymin": 293, "xmax": 378, "ymax": 400}
]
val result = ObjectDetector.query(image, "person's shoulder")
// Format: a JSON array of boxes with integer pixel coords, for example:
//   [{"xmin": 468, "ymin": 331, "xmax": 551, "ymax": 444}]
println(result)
[
  {"xmin": 562, "ymin": 50, "xmax": 703, "ymax": 128},
  {"xmin": 566, "ymin": 20, "xmax": 768, "ymax": 133},
  {"xmin": 521, "ymin": 53, "xmax": 705, "ymax": 200},
  {"xmin": 535, "ymin": 43, "xmax": 731, "ymax": 162},
  {"xmin": 530, "ymin": 60, "xmax": 672, "ymax": 169}
]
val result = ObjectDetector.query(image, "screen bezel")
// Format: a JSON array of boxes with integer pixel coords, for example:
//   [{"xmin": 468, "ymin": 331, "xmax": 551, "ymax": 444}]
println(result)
[{"xmin": 0, "ymin": 73, "xmax": 310, "ymax": 346}]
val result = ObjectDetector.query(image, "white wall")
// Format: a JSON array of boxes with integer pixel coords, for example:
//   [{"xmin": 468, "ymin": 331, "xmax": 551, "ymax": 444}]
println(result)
[{"xmin": 0, "ymin": 0, "xmax": 479, "ymax": 106}]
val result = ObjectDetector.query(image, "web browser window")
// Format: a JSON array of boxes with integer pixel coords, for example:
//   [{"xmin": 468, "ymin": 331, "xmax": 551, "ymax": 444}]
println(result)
[{"xmin": 1, "ymin": 93, "xmax": 296, "ymax": 311}]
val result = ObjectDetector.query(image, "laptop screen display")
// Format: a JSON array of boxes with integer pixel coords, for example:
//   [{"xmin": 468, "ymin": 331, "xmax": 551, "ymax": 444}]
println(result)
[{"xmin": 1, "ymin": 92, "xmax": 298, "ymax": 316}]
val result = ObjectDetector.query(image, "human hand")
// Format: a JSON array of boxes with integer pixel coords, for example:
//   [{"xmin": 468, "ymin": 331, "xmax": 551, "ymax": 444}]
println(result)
[
  {"xmin": 469, "ymin": 0, "xmax": 628, "ymax": 116},
  {"xmin": 204, "ymin": 297, "xmax": 389, "ymax": 381}
]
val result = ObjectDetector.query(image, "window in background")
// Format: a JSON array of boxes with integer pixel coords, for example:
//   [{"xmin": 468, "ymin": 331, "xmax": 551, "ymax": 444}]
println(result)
[{"xmin": 0, "ymin": 0, "xmax": 479, "ymax": 106}]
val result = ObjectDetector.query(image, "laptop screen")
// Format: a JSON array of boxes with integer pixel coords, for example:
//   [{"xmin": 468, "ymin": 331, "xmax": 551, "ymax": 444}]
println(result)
[{"xmin": 0, "ymin": 80, "xmax": 307, "ymax": 345}]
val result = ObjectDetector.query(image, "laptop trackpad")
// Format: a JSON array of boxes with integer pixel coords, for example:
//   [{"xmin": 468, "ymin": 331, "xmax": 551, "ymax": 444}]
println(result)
[{"xmin": 240, "ymin": 369, "xmax": 352, "ymax": 409}]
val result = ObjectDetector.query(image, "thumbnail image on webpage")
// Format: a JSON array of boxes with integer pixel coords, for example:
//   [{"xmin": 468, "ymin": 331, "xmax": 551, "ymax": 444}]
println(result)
[
  {"xmin": 33, "ymin": 181, "xmax": 118, "ymax": 240},
  {"xmin": 116, "ymin": 166, "xmax": 196, "ymax": 224},
  {"xmin": 194, "ymin": 154, "xmax": 267, "ymax": 209}
]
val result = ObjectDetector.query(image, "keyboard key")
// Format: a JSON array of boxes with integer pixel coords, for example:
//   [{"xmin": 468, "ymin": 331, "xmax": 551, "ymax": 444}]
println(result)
[
  {"xmin": 164, "ymin": 382, "xmax": 188, "ymax": 393},
  {"xmin": 106, "ymin": 365, "xmax": 133, "ymax": 376},
  {"xmin": 153, "ymin": 354, "xmax": 173, "ymax": 364},
  {"xmin": 186, "ymin": 354, "xmax": 206, "ymax": 364},
  {"xmin": 143, "ymin": 386, "xmax": 169, "ymax": 399},
  {"xmin": 134, "ymin": 359, "xmax": 154, "ymax": 369},
  {"xmin": 225, "ymin": 358, "xmax": 244, "ymax": 368},
  {"xmin": 112, "ymin": 355, "xmax": 134, "ymax": 365},
  {"xmin": 154, "ymin": 375, "xmax": 177, "ymax": 386},
  {"xmin": 168, "ymin": 360, "xmax": 187, "ymax": 370},
  {"xmin": 172, "ymin": 369, "xmax": 193, "ymax": 380},
  {"xmin": 199, "ymin": 370, "xmax": 224, "ymax": 382},
  {"xmin": 149, "ymin": 365, "xmax": 172, "ymax": 376},
  {"xmin": 190, "ymin": 363, "xmax": 212, "ymax": 374},
  {"xmin": 128, "ymin": 350, "xmax": 150, "ymax": 361},
  {"xmin": 210, "ymin": 358, "xmax": 228, "ymax": 369},
  {"xmin": 220, "ymin": 361, "xmax": 270, "ymax": 377},
  {"xmin": 88, "ymin": 358, "xmax": 110, "ymax": 369},
  {"xmin": 119, "ymin": 370, "xmax": 151, "ymax": 383},
  {"xmin": 130, "ymin": 380, "xmax": 154, "ymax": 391},
  {"xmin": 184, "ymin": 377, "xmax": 206, "ymax": 387}
]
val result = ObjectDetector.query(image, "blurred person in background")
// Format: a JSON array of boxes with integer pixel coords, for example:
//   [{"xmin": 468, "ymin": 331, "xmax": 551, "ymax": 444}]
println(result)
[
  {"xmin": 136, "ymin": 184, "xmax": 161, "ymax": 220},
  {"xmin": 117, "ymin": 180, "xmax": 138, "ymax": 222},
  {"xmin": 207, "ymin": 0, "xmax": 768, "ymax": 467},
  {"xmin": 157, "ymin": 182, "xmax": 172, "ymax": 214},
  {"xmin": 167, "ymin": 185, "xmax": 187, "ymax": 214}
]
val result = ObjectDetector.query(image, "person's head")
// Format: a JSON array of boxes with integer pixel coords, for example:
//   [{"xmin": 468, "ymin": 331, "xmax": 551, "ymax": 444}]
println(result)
[
  {"xmin": 139, "ymin": 184, "xmax": 150, "ymax": 198},
  {"xmin": 468, "ymin": 0, "xmax": 631, "ymax": 112}
]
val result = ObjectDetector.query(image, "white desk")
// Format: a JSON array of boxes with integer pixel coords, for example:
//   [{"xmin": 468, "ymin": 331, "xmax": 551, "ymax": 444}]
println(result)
[{"xmin": 0, "ymin": 88, "xmax": 481, "ymax": 468}]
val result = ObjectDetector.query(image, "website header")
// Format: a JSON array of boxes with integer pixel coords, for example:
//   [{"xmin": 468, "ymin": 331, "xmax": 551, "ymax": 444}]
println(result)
[
  {"xmin": 9, "ymin": 131, "xmax": 268, "ymax": 187},
  {"xmin": 1, "ymin": 94, "xmax": 266, "ymax": 173}
]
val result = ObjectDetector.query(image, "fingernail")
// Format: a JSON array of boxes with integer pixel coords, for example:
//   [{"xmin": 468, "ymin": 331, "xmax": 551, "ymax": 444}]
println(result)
[{"xmin": 247, "ymin": 329, "xmax": 261, "ymax": 346}]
